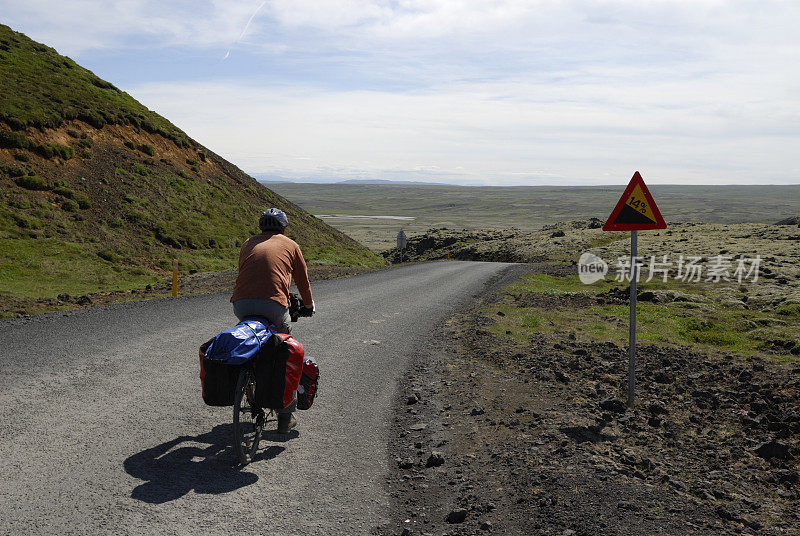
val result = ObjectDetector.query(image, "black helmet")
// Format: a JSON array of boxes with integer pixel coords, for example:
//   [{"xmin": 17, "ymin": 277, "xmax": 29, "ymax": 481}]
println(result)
[{"xmin": 259, "ymin": 208, "xmax": 289, "ymax": 232}]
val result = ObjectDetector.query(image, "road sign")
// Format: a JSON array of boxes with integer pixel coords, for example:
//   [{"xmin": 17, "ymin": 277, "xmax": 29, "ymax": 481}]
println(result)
[
  {"xmin": 603, "ymin": 171, "xmax": 666, "ymax": 231},
  {"xmin": 602, "ymin": 172, "xmax": 667, "ymax": 408}
]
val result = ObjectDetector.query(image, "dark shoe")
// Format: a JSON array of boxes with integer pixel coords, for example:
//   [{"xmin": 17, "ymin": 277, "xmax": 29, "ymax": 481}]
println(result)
[{"xmin": 277, "ymin": 412, "xmax": 297, "ymax": 434}]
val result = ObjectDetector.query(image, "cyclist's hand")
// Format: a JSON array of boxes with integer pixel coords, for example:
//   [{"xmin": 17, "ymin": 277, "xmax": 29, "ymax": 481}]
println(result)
[{"xmin": 300, "ymin": 300, "xmax": 315, "ymax": 317}]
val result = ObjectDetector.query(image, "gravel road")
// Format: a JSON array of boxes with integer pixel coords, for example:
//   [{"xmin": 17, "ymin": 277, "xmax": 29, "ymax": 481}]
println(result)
[{"xmin": 0, "ymin": 261, "xmax": 513, "ymax": 535}]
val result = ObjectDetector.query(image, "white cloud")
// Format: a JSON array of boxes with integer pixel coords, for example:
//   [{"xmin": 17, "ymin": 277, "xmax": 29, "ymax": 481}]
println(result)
[
  {"xmin": 0, "ymin": 0, "xmax": 264, "ymax": 54},
  {"xmin": 1, "ymin": 0, "xmax": 798, "ymax": 184},
  {"xmin": 130, "ymin": 77, "xmax": 799, "ymax": 185}
]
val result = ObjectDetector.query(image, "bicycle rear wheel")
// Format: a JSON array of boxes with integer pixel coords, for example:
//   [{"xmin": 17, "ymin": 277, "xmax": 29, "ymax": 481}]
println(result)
[{"xmin": 233, "ymin": 367, "xmax": 265, "ymax": 465}]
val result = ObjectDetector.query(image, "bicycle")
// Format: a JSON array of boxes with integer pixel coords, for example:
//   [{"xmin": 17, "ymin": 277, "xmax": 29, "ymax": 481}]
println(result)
[{"xmin": 232, "ymin": 293, "xmax": 313, "ymax": 465}]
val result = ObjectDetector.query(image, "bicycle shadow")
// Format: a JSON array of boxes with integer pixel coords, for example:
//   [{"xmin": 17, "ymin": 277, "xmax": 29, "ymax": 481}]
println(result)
[{"xmin": 124, "ymin": 423, "xmax": 287, "ymax": 504}]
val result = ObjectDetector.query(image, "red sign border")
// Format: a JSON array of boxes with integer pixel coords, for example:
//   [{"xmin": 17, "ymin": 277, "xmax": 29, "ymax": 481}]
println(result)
[{"xmin": 602, "ymin": 171, "xmax": 667, "ymax": 231}]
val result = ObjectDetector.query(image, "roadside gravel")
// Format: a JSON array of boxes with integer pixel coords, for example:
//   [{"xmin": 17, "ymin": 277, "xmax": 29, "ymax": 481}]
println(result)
[{"xmin": 382, "ymin": 268, "xmax": 799, "ymax": 535}]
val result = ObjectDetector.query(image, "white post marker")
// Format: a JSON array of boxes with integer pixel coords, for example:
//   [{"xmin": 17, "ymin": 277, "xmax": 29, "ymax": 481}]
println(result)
[
  {"xmin": 602, "ymin": 172, "xmax": 666, "ymax": 408},
  {"xmin": 397, "ymin": 230, "xmax": 407, "ymax": 263}
]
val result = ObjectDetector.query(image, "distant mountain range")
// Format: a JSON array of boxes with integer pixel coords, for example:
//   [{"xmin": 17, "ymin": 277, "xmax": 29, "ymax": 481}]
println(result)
[
  {"xmin": 252, "ymin": 174, "xmax": 448, "ymax": 186},
  {"xmin": 338, "ymin": 179, "xmax": 449, "ymax": 185}
]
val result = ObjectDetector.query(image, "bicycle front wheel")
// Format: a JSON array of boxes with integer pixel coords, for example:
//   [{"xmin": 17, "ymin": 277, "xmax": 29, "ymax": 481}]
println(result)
[{"xmin": 233, "ymin": 367, "xmax": 265, "ymax": 465}]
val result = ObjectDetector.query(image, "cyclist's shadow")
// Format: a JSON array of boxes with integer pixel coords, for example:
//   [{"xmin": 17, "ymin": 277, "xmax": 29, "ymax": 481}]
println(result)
[{"xmin": 124, "ymin": 423, "xmax": 289, "ymax": 504}]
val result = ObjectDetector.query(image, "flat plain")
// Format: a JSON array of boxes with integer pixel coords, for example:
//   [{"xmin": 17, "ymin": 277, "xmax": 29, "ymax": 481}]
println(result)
[{"xmin": 265, "ymin": 183, "xmax": 800, "ymax": 251}]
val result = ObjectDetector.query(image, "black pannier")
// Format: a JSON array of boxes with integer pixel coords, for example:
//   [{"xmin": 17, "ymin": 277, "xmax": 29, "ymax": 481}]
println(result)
[{"xmin": 199, "ymin": 340, "xmax": 240, "ymax": 406}]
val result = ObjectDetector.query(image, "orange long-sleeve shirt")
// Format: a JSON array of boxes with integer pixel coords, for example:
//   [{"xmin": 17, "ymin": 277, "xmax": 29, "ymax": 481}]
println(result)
[{"xmin": 230, "ymin": 232, "xmax": 313, "ymax": 307}]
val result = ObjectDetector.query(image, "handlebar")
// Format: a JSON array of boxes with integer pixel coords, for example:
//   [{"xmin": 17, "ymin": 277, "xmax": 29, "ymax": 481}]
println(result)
[{"xmin": 289, "ymin": 292, "xmax": 314, "ymax": 322}]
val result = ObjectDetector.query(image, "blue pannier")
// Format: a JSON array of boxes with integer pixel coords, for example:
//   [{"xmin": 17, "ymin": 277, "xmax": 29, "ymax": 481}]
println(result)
[
  {"xmin": 199, "ymin": 318, "xmax": 276, "ymax": 406},
  {"xmin": 204, "ymin": 318, "xmax": 275, "ymax": 365}
]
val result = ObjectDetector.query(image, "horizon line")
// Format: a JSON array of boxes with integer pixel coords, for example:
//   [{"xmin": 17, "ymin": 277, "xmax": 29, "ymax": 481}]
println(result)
[{"xmin": 255, "ymin": 179, "xmax": 800, "ymax": 187}]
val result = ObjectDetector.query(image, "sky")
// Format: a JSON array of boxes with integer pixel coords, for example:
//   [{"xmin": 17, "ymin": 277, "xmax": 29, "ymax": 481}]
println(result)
[{"xmin": 1, "ymin": 0, "xmax": 798, "ymax": 185}]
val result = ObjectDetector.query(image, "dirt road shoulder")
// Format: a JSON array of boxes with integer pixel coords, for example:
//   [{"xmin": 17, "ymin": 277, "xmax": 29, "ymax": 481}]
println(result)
[{"xmin": 380, "ymin": 267, "xmax": 799, "ymax": 536}]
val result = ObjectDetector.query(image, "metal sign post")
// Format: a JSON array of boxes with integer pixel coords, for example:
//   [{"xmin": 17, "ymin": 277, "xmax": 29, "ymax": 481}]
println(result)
[
  {"xmin": 602, "ymin": 172, "xmax": 666, "ymax": 409},
  {"xmin": 628, "ymin": 231, "xmax": 637, "ymax": 408}
]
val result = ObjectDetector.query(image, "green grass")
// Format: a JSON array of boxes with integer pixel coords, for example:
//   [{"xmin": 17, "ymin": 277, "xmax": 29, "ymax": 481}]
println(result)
[
  {"xmin": 0, "ymin": 238, "xmax": 159, "ymax": 298},
  {"xmin": 1, "ymin": 155, "xmax": 383, "ymax": 265},
  {"xmin": 0, "ymin": 130, "xmax": 75, "ymax": 160},
  {"xmin": 138, "ymin": 144, "xmax": 155, "ymax": 156},
  {"xmin": 776, "ymin": 301, "xmax": 800, "ymax": 316},
  {"xmin": 0, "ymin": 159, "xmax": 384, "ymax": 311},
  {"xmin": 588, "ymin": 303, "xmax": 745, "ymax": 348},
  {"xmin": 588, "ymin": 233, "xmax": 628, "ymax": 249},
  {"xmin": 489, "ymin": 274, "xmax": 800, "ymax": 360},
  {"xmin": 14, "ymin": 174, "xmax": 47, "ymax": 190},
  {"xmin": 0, "ymin": 24, "xmax": 188, "ymax": 147}
]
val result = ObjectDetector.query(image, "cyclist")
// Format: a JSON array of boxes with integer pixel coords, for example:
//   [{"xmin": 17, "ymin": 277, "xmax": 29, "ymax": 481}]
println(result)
[{"xmin": 231, "ymin": 207, "xmax": 315, "ymax": 433}]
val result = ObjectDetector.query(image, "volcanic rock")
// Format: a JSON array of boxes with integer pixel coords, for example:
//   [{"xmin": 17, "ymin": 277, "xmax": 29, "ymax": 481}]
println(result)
[
  {"xmin": 599, "ymin": 398, "xmax": 627, "ymax": 413},
  {"xmin": 426, "ymin": 451, "xmax": 445, "ymax": 468},
  {"xmin": 446, "ymin": 509, "xmax": 468, "ymax": 523},
  {"xmin": 754, "ymin": 439, "xmax": 793, "ymax": 460}
]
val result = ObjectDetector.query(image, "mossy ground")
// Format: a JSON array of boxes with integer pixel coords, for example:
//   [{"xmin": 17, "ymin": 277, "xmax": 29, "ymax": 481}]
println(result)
[
  {"xmin": 0, "ymin": 124, "xmax": 383, "ymax": 308},
  {"xmin": 488, "ymin": 274, "xmax": 800, "ymax": 361},
  {"xmin": 0, "ymin": 24, "xmax": 187, "ymax": 144}
]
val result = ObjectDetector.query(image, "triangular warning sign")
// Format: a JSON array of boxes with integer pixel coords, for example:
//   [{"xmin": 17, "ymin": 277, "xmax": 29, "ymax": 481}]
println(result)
[{"xmin": 603, "ymin": 172, "xmax": 666, "ymax": 231}]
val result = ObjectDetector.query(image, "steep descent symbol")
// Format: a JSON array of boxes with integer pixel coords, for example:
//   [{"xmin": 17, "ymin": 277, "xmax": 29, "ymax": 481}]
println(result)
[{"xmin": 603, "ymin": 172, "xmax": 666, "ymax": 231}]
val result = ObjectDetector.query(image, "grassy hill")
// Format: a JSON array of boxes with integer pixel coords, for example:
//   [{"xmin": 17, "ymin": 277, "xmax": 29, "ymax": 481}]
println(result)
[{"xmin": 0, "ymin": 24, "xmax": 384, "ymax": 317}]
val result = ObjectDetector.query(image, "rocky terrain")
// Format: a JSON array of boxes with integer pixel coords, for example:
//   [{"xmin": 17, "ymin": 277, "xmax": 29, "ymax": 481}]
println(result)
[
  {"xmin": 384, "ymin": 219, "xmax": 800, "ymax": 271},
  {"xmin": 384, "ymin": 220, "xmax": 800, "ymax": 332},
  {"xmin": 380, "ymin": 265, "xmax": 799, "ymax": 535}
]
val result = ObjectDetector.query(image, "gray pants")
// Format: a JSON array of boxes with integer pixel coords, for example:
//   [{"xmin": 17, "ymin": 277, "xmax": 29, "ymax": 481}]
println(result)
[
  {"xmin": 232, "ymin": 298, "xmax": 296, "ymax": 413},
  {"xmin": 232, "ymin": 298, "xmax": 291, "ymax": 334}
]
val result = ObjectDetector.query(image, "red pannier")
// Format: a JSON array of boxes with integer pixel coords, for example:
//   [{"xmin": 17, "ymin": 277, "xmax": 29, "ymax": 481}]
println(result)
[
  {"xmin": 254, "ymin": 333, "xmax": 304, "ymax": 410},
  {"xmin": 297, "ymin": 358, "xmax": 319, "ymax": 410}
]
